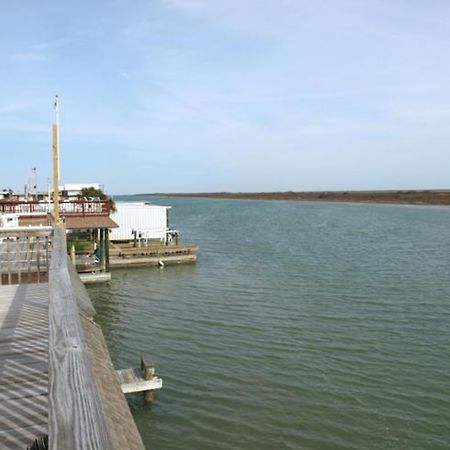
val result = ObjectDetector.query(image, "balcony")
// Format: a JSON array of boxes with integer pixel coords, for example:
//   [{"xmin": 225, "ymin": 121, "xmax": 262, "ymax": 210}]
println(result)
[{"xmin": 0, "ymin": 199, "xmax": 111, "ymax": 216}]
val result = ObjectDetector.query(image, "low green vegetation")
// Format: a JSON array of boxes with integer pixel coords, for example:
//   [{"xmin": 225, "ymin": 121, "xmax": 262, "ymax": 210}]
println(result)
[{"xmin": 67, "ymin": 239, "xmax": 94, "ymax": 253}]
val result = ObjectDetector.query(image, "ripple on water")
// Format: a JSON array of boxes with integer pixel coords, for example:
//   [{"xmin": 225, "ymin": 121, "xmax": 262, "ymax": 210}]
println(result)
[{"xmin": 88, "ymin": 199, "xmax": 450, "ymax": 450}]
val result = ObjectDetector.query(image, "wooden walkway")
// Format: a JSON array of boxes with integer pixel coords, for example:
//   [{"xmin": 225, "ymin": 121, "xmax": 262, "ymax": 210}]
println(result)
[
  {"xmin": 0, "ymin": 283, "xmax": 48, "ymax": 449},
  {"xmin": 0, "ymin": 226, "xmax": 147, "ymax": 449}
]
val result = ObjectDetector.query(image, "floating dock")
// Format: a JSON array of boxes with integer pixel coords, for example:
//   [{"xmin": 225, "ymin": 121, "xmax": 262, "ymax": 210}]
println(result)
[{"xmin": 109, "ymin": 242, "xmax": 198, "ymax": 268}]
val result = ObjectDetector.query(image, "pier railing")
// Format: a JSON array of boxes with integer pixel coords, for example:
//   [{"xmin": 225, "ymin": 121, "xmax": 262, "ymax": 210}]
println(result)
[
  {"xmin": 0, "ymin": 227, "xmax": 52, "ymax": 285},
  {"xmin": 0, "ymin": 199, "xmax": 111, "ymax": 216},
  {"xmin": 0, "ymin": 225, "xmax": 143, "ymax": 449},
  {"xmin": 48, "ymin": 226, "xmax": 113, "ymax": 449}
]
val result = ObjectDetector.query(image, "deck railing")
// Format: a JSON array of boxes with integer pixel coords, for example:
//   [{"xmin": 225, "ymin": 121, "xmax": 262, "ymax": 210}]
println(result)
[
  {"xmin": 0, "ymin": 200, "xmax": 111, "ymax": 216},
  {"xmin": 0, "ymin": 226, "xmax": 134, "ymax": 448},
  {"xmin": 0, "ymin": 227, "xmax": 52, "ymax": 285},
  {"xmin": 48, "ymin": 226, "xmax": 113, "ymax": 449}
]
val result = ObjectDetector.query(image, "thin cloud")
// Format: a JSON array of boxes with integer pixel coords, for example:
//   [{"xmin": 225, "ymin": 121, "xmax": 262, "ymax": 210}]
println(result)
[{"xmin": 11, "ymin": 51, "xmax": 48, "ymax": 62}]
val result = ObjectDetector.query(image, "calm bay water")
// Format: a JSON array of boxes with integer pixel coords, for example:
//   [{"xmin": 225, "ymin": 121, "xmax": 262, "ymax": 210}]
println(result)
[{"xmin": 88, "ymin": 198, "xmax": 450, "ymax": 450}]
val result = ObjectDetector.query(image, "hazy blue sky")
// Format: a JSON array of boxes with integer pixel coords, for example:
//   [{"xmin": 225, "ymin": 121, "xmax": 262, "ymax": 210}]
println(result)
[{"xmin": 1, "ymin": 0, "xmax": 450, "ymax": 194}]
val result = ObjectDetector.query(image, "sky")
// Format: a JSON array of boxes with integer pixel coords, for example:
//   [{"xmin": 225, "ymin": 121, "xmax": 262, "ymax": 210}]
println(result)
[{"xmin": 1, "ymin": 0, "xmax": 450, "ymax": 194}]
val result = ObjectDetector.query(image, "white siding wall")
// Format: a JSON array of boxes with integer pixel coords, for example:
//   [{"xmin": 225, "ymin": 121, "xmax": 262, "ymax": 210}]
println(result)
[{"xmin": 110, "ymin": 203, "xmax": 170, "ymax": 241}]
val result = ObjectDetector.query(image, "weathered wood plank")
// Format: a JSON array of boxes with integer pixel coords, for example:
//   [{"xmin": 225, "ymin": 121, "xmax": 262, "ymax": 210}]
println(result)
[
  {"xmin": 0, "ymin": 227, "xmax": 52, "ymax": 237},
  {"xmin": 0, "ymin": 424, "xmax": 48, "ymax": 450},
  {"xmin": 116, "ymin": 368, "xmax": 162, "ymax": 394},
  {"xmin": 48, "ymin": 226, "xmax": 113, "ymax": 450},
  {"xmin": 0, "ymin": 282, "xmax": 49, "ymax": 449},
  {"xmin": 0, "ymin": 393, "xmax": 47, "ymax": 430},
  {"xmin": 0, "ymin": 227, "xmax": 145, "ymax": 449},
  {"xmin": 80, "ymin": 316, "xmax": 145, "ymax": 450},
  {"xmin": 66, "ymin": 256, "xmax": 96, "ymax": 318}
]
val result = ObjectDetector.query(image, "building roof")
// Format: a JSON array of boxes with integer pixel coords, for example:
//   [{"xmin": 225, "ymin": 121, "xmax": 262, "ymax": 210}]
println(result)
[
  {"xmin": 60, "ymin": 183, "xmax": 101, "ymax": 191},
  {"xmin": 19, "ymin": 215, "xmax": 119, "ymax": 229},
  {"xmin": 116, "ymin": 202, "xmax": 171, "ymax": 209}
]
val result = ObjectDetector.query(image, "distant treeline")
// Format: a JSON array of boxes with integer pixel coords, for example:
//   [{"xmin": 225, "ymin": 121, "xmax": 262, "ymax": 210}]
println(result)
[{"xmin": 136, "ymin": 190, "xmax": 450, "ymax": 205}]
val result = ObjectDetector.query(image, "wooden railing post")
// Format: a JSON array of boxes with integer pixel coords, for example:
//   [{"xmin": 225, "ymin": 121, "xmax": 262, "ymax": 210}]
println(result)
[{"xmin": 0, "ymin": 228, "xmax": 52, "ymax": 285}]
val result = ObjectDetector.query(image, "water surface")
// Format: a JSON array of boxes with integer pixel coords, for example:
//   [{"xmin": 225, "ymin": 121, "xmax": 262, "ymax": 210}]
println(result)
[{"xmin": 88, "ymin": 198, "xmax": 450, "ymax": 449}]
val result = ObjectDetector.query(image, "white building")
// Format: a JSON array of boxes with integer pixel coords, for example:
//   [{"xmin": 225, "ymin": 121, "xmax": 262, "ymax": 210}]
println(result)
[
  {"xmin": 0, "ymin": 213, "xmax": 19, "ymax": 229},
  {"xmin": 110, "ymin": 202, "xmax": 173, "ymax": 243},
  {"xmin": 0, "ymin": 189, "xmax": 12, "ymax": 200},
  {"xmin": 60, "ymin": 183, "xmax": 103, "ymax": 199}
]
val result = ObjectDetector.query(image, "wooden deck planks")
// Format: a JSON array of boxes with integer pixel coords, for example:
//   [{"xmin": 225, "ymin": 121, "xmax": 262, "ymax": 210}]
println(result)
[
  {"xmin": 0, "ymin": 283, "xmax": 49, "ymax": 450},
  {"xmin": 0, "ymin": 228, "xmax": 148, "ymax": 450}
]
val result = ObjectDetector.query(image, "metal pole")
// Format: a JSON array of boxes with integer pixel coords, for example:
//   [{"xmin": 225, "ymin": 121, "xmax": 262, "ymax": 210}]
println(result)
[{"xmin": 32, "ymin": 167, "xmax": 37, "ymax": 198}]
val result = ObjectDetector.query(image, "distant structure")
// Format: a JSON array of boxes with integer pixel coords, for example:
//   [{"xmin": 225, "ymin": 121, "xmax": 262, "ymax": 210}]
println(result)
[
  {"xmin": 107, "ymin": 201, "xmax": 198, "ymax": 268},
  {"xmin": 110, "ymin": 202, "xmax": 174, "ymax": 244},
  {"xmin": 60, "ymin": 183, "xmax": 104, "ymax": 199},
  {"xmin": 0, "ymin": 189, "xmax": 12, "ymax": 200}
]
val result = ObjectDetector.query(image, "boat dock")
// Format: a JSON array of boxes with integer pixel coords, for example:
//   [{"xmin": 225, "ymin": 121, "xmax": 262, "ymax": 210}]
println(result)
[
  {"xmin": 0, "ymin": 226, "xmax": 159, "ymax": 449},
  {"xmin": 1, "ymin": 199, "xmax": 199, "ymax": 283},
  {"xmin": 109, "ymin": 242, "xmax": 198, "ymax": 268}
]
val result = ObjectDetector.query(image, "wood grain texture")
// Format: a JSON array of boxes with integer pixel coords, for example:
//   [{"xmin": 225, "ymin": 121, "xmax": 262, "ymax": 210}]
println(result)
[
  {"xmin": 65, "ymin": 256, "xmax": 96, "ymax": 318},
  {"xmin": 116, "ymin": 367, "xmax": 162, "ymax": 394},
  {"xmin": 0, "ymin": 226, "xmax": 144, "ymax": 449},
  {"xmin": 81, "ymin": 317, "xmax": 145, "ymax": 450},
  {"xmin": 0, "ymin": 283, "xmax": 48, "ymax": 450},
  {"xmin": 48, "ymin": 227, "xmax": 112, "ymax": 450}
]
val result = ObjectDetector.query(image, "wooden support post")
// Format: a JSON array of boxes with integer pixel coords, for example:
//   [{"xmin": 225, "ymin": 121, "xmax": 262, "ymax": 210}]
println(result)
[
  {"xmin": 70, "ymin": 244, "xmax": 76, "ymax": 267},
  {"xmin": 144, "ymin": 389, "xmax": 155, "ymax": 403},
  {"xmin": 36, "ymin": 236, "xmax": 41, "ymax": 283},
  {"xmin": 141, "ymin": 356, "xmax": 155, "ymax": 402},
  {"xmin": 52, "ymin": 123, "xmax": 60, "ymax": 223},
  {"xmin": 98, "ymin": 229, "xmax": 102, "ymax": 264},
  {"xmin": 105, "ymin": 229, "xmax": 110, "ymax": 272},
  {"xmin": 16, "ymin": 237, "xmax": 21, "ymax": 284},
  {"xmin": 6, "ymin": 238, "xmax": 11, "ymax": 285},
  {"xmin": 27, "ymin": 236, "xmax": 31, "ymax": 278},
  {"xmin": 101, "ymin": 229, "xmax": 106, "ymax": 272},
  {"xmin": 45, "ymin": 235, "xmax": 49, "ymax": 275}
]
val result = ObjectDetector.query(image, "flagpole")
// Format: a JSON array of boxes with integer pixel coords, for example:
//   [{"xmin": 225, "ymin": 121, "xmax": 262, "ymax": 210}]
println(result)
[{"xmin": 52, "ymin": 95, "xmax": 61, "ymax": 223}]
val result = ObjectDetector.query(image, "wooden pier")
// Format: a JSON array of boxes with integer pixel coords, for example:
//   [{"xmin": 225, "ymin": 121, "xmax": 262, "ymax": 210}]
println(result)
[{"xmin": 0, "ymin": 226, "xmax": 158, "ymax": 449}]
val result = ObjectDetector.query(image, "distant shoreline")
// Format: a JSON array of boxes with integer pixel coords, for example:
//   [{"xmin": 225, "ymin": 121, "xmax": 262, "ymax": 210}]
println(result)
[{"xmin": 131, "ymin": 190, "xmax": 450, "ymax": 206}]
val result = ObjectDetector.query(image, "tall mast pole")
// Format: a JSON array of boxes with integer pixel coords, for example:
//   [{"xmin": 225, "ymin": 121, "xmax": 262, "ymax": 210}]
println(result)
[{"xmin": 52, "ymin": 95, "xmax": 61, "ymax": 223}]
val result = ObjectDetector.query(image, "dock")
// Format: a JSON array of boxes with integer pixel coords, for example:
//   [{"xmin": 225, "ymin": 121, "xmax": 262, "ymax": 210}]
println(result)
[
  {"xmin": 0, "ymin": 226, "xmax": 159, "ymax": 449},
  {"xmin": 117, "ymin": 356, "xmax": 162, "ymax": 402},
  {"xmin": 109, "ymin": 242, "xmax": 198, "ymax": 268},
  {"xmin": 1, "ymin": 200, "xmax": 199, "ymax": 282}
]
